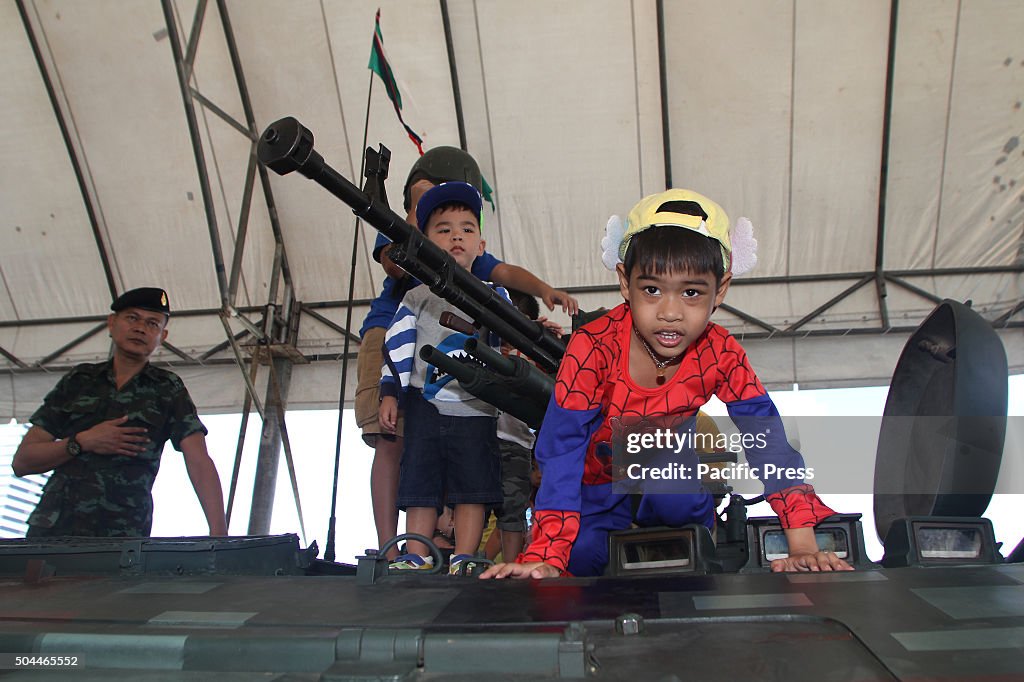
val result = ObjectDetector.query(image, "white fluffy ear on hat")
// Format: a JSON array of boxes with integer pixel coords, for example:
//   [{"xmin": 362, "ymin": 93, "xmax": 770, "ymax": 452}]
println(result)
[
  {"xmin": 729, "ymin": 217, "xmax": 758, "ymax": 277},
  {"xmin": 601, "ymin": 215, "xmax": 625, "ymax": 271}
]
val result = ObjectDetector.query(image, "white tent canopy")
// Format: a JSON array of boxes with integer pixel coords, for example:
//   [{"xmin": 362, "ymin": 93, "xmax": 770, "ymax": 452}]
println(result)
[{"xmin": 1, "ymin": 0, "xmax": 1021, "ymax": 420}]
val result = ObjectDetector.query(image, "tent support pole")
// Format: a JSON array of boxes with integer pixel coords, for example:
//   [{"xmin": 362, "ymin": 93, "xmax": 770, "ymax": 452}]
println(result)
[
  {"xmin": 655, "ymin": 0, "xmax": 672, "ymax": 188},
  {"xmin": 874, "ymin": 0, "xmax": 900, "ymax": 331},
  {"xmin": 440, "ymin": 0, "xmax": 467, "ymax": 150},
  {"xmin": 248, "ymin": 354, "xmax": 293, "ymax": 535},
  {"xmin": 225, "ymin": 357, "xmax": 258, "ymax": 526}
]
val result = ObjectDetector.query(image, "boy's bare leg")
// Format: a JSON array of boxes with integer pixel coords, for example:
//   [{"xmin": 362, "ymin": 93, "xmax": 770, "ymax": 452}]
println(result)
[
  {"xmin": 453, "ymin": 503, "xmax": 486, "ymax": 557},
  {"xmin": 370, "ymin": 436, "xmax": 403, "ymax": 560},
  {"xmin": 500, "ymin": 530, "xmax": 524, "ymax": 563},
  {"xmin": 405, "ymin": 506, "xmax": 440, "ymax": 558},
  {"xmin": 434, "ymin": 506, "xmax": 455, "ymax": 548},
  {"xmin": 484, "ymin": 525, "xmax": 502, "ymax": 560}
]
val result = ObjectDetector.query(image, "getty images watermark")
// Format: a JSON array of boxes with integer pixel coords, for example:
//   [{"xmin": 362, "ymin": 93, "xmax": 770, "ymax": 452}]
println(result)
[
  {"xmin": 614, "ymin": 419, "xmax": 813, "ymax": 494},
  {"xmin": 610, "ymin": 415, "xmax": 1023, "ymax": 496},
  {"xmin": 622, "ymin": 428, "xmax": 813, "ymax": 483}
]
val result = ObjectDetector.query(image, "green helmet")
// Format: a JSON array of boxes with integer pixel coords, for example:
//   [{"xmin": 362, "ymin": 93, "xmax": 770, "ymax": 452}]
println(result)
[{"xmin": 403, "ymin": 146, "xmax": 483, "ymax": 212}]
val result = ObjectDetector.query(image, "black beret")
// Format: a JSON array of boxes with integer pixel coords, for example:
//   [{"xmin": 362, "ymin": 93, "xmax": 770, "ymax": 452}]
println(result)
[{"xmin": 111, "ymin": 287, "xmax": 170, "ymax": 315}]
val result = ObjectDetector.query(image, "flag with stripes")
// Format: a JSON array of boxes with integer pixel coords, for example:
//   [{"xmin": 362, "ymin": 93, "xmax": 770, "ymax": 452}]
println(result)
[{"xmin": 368, "ymin": 9, "xmax": 424, "ymax": 154}]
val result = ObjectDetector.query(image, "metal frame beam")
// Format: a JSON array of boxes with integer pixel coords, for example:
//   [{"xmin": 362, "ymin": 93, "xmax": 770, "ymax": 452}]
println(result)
[
  {"xmin": 199, "ymin": 323, "xmax": 256, "ymax": 363},
  {"xmin": 225, "ymin": 357, "xmax": 258, "ymax": 525},
  {"xmin": 994, "ymin": 301, "xmax": 1024, "ymax": 327},
  {"xmin": 300, "ymin": 305, "xmax": 362, "ymax": 345},
  {"xmin": 784, "ymin": 276, "xmax": 873, "ymax": 334},
  {"xmin": 885, "ymin": 275, "xmax": 944, "ymax": 306},
  {"xmin": 559, "ymin": 269, "xmax": 1022, "ymax": 338},
  {"xmin": 34, "ymin": 322, "xmax": 107, "ymax": 368},
  {"xmin": 560, "ymin": 265, "xmax": 1024, "ymax": 294},
  {"xmin": 217, "ymin": 0, "xmax": 293, "ymax": 293},
  {"xmin": 156, "ymin": 0, "xmax": 304, "ymax": 537},
  {"xmin": 3, "ymin": 287, "xmax": 1020, "ymax": 379},
  {"xmin": 16, "ymin": 0, "xmax": 119, "ymax": 302},
  {"xmin": 182, "ymin": 0, "xmax": 208, "ymax": 82},
  {"xmin": 0, "ymin": 304, "xmax": 267, "ymax": 329},
  {"xmin": 161, "ymin": 0, "xmax": 230, "ymax": 305},
  {"xmin": 0, "ymin": 344, "xmax": 27, "ymax": 368},
  {"xmin": 1, "ymin": 350, "xmax": 357, "ymax": 377},
  {"xmin": 717, "ymin": 303, "xmax": 779, "ymax": 335},
  {"xmin": 2, "ymin": 262, "xmax": 1021, "ymax": 376},
  {"xmin": 440, "ymin": 0, "xmax": 467, "ymax": 150},
  {"xmin": 228, "ymin": 147, "xmax": 260, "ymax": 303},
  {"xmin": 655, "ymin": 0, "xmax": 672, "ymax": 188},
  {"xmin": 873, "ymin": 0, "xmax": 900, "ymax": 332},
  {"xmin": 190, "ymin": 88, "xmax": 254, "ymax": 140},
  {"xmin": 161, "ymin": 340, "xmax": 195, "ymax": 363}
]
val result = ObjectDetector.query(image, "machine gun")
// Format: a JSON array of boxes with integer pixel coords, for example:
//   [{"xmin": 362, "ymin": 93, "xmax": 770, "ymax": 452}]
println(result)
[
  {"xmin": 257, "ymin": 117, "xmax": 563, "ymax": 425},
  {"xmin": 417, "ymin": 312, "xmax": 556, "ymax": 430}
]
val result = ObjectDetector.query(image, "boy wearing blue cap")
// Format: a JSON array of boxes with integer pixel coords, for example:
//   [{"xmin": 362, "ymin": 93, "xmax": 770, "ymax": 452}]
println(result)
[
  {"xmin": 12, "ymin": 287, "xmax": 227, "ymax": 538},
  {"xmin": 379, "ymin": 182, "xmax": 505, "ymax": 574},
  {"xmin": 356, "ymin": 147, "xmax": 578, "ymax": 561}
]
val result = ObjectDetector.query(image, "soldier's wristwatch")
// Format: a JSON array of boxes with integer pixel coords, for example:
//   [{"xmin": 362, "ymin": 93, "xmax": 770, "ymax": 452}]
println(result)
[{"xmin": 66, "ymin": 434, "xmax": 82, "ymax": 458}]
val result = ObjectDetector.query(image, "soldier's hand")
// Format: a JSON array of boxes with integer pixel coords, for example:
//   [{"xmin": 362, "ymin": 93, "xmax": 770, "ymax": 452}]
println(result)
[{"xmin": 77, "ymin": 416, "xmax": 150, "ymax": 456}]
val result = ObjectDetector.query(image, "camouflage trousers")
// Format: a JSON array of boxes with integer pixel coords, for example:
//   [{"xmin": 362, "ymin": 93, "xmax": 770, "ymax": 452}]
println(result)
[
  {"xmin": 496, "ymin": 439, "xmax": 533, "ymax": 532},
  {"xmin": 26, "ymin": 465, "xmax": 154, "ymax": 538}
]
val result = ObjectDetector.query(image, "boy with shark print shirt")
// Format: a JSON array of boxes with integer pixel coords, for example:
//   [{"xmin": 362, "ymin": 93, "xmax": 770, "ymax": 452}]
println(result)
[{"xmin": 379, "ymin": 181, "xmax": 507, "ymax": 575}]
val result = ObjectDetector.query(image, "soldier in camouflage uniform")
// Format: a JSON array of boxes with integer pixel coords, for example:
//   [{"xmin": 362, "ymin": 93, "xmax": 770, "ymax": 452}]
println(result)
[{"xmin": 12, "ymin": 288, "xmax": 228, "ymax": 537}]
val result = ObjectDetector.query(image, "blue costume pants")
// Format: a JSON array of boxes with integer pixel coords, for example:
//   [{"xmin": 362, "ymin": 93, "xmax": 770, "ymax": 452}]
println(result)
[{"xmin": 566, "ymin": 483, "xmax": 716, "ymax": 577}]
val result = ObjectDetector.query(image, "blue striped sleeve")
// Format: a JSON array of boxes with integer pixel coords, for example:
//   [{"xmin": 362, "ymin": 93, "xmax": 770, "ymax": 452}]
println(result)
[{"xmin": 380, "ymin": 304, "xmax": 417, "ymax": 398}]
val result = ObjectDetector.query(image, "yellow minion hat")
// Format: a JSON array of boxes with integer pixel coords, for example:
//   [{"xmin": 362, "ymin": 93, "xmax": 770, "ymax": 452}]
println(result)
[{"xmin": 620, "ymin": 189, "xmax": 733, "ymax": 271}]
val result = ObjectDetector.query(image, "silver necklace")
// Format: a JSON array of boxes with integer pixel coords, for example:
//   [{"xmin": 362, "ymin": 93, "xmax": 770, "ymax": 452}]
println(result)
[{"xmin": 632, "ymin": 326, "xmax": 680, "ymax": 385}]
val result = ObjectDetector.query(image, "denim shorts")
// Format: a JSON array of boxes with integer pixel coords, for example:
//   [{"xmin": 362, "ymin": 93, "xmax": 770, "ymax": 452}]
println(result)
[{"xmin": 397, "ymin": 390, "xmax": 502, "ymax": 511}]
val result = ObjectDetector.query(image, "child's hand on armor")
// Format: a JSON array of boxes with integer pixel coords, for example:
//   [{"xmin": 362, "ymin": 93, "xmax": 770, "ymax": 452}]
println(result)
[{"xmin": 478, "ymin": 561, "xmax": 561, "ymax": 580}]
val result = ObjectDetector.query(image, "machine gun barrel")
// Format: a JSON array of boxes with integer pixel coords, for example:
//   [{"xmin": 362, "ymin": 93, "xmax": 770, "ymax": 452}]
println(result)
[
  {"xmin": 418, "ymin": 345, "xmax": 477, "ymax": 385},
  {"xmin": 463, "ymin": 338, "xmax": 516, "ymax": 376},
  {"xmin": 419, "ymin": 345, "xmax": 548, "ymax": 429},
  {"xmin": 463, "ymin": 338, "xmax": 555, "ymax": 399},
  {"xmin": 389, "ymin": 239, "xmax": 562, "ymax": 372},
  {"xmin": 257, "ymin": 116, "xmax": 565, "ymax": 373}
]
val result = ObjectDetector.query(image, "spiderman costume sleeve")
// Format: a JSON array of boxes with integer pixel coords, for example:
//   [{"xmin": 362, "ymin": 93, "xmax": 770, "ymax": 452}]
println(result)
[
  {"xmin": 522, "ymin": 324, "xmax": 609, "ymax": 571},
  {"xmin": 714, "ymin": 331, "xmax": 836, "ymax": 528}
]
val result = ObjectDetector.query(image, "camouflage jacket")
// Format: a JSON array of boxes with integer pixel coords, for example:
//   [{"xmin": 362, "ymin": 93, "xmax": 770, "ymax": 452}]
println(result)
[{"xmin": 27, "ymin": 360, "xmax": 207, "ymax": 537}]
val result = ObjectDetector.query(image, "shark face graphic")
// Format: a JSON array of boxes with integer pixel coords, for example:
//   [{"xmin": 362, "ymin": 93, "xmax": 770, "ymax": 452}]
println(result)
[{"xmin": 423, "ymin": 332, "xmax": 486, "ymax": 401}]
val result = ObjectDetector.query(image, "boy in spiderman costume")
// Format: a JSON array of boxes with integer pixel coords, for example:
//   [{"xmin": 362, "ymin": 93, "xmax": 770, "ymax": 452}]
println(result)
[{"xmin": 481, "ymin": 189, "xmax": 852, "ymax": 578}]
